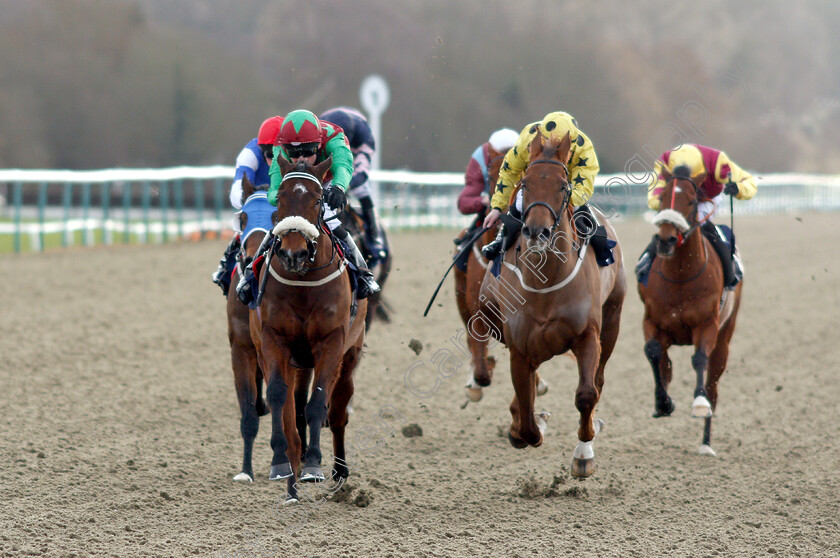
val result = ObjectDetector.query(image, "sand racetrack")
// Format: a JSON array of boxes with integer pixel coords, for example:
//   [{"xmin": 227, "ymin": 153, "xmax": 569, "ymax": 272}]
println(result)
[{"xmin": 1, "ymin": 212, "xmax": 838, "ymax": 557}]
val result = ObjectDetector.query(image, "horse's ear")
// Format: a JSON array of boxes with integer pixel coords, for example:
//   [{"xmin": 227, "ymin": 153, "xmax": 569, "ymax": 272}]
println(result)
[
  {"xmin": 239, "ymin": 212, "xmax": 248, "ymax": 231},
  {"xmin": 660, "ymin": 165, "xmax": 673, "ymax": 182},
  {"xmin": 313, "ymin": 156, "xmax": 332, "ymax": 182},
  {"xmin": 557, "ymin": 132, "xmax": 572, "ymax": 163},
  {"xmin": 694, "ymin": 170, "xmax": 708, "ymax": 187},
  {"xmin": 487, "ymin": 145, "xmax": 502, "ymax": 160},
  {"xmin": 241, "ymin": 173, "xmax": 255, "ymax": 204},
  {"xmin": 528, "ymin": 129, "xmax": 544, "ymax": 159},
  {"xmin": 277, "ymin": 154, "xmax": 294, "ymax": 175},
  {"xmin": 271, "ymin": 210, "xmax": 278, "ymax": 226}
]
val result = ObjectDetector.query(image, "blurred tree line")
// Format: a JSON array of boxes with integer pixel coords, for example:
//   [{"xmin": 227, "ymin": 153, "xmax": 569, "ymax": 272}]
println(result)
[{"xmin": 2, "ymin": 0, "xmax": 840, "ymax": 173}]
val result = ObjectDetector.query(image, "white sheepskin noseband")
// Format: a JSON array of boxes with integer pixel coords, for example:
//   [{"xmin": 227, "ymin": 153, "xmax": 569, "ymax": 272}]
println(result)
[
  {"xmin": 652, "ymin": 209, "xmax": 690, "ymax": 233},
  {"xmin": 272, "ymin": 216, "xmax": 320, "ymax": 241}
]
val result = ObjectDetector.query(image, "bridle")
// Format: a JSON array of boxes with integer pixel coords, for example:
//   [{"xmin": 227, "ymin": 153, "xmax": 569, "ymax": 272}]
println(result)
[
  {"xmin": 270, "ymin": 171, "xmax": 336, "ymax": 272},
  {"xmin": 519, "ymin": 158, "xmax": 572, "ymax": 235},
  {"xmin": 661, "ymin": 174, "xmax": 711, "ymax": 247}
]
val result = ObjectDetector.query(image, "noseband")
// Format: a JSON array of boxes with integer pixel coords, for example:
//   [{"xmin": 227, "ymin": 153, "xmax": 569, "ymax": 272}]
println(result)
[
  {"xmin": 660, "ymin": 175, "xmax": 706, "ymax": 246},
  {"xmin": 520, "ymin": 158, "xmax": 572, "ymax": 234}
]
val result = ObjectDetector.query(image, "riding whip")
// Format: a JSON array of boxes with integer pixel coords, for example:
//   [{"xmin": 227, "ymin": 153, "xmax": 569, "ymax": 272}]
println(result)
[
  {"xmin": 727, "ymin": 171, "xmax": 735, "ymax": 259},
  {"xmin": 423, "ymin": 226, "xmax": 489, "ymax": 317}
]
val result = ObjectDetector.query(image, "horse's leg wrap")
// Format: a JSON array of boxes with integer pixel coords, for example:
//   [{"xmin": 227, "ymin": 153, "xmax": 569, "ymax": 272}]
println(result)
[{"xmin": 702, "ymin": 222, "xmax": 737, "ymax": 288}]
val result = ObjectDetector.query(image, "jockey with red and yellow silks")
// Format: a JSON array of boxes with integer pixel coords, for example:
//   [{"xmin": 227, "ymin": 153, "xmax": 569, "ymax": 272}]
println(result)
[
  {"xmin": 636, "ymin": 144, "xmax": 759, "ymax": 289},
  {"xmin": 482, "ymin": 111, "xmax": 615, "ymax": 266},
  {"xmin": 647, "ymin": 144, "xmax": 757, "ymax": 213}
]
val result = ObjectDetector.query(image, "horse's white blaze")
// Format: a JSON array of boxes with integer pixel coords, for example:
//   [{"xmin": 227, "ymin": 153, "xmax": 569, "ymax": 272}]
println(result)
[
  {"xmin": 691, "ymin": 395, "xmax": 713, "ymax": 418},
  {"xmin": 674, "ymin": 186, "xmax": 682, "ymax": 193},
  {"xmin": 232, "ymin": 472, "xmax": 253, "ymax": 483},
  {"xmin": 272, "ymin": 216, "xmax": 320, "ymax": 241},
  {"xmin": 652, "ymin": 209, "xmax": 690, "ymax": 232},
  {"xmin": 698, "ymin": 444, "xmax": 717, "ymax": 457},
  {"xmin": 293, "ymin": 184, "xmax": 306, "ymax": 194}
]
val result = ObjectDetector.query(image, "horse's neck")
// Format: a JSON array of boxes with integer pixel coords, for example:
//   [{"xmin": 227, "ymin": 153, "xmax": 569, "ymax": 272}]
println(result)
[{"xmin": 665, "ymin": 231, "xmax": 707, "ymax": 276}]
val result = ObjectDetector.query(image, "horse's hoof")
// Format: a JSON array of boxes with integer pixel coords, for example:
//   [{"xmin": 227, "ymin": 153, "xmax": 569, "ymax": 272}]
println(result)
[
  {"xmin": 652, "ymin": 398, "xmax": 675, "ymax": 418},
  {"xmin": 698, "ymin": 444, "xmax": 717, "ymax": 457},
  {"xmin": 572, "ymin": 457, "xmax": 596, "ymax": 479},
  {"xmin": 282, "ymin": 496, "xmax": 299, "ymax": 506},
  {"xmin": 299, "ymin": 466, "xmax": 325, "ymax": 483},
  {"xmin": 465, "ymin": 385, "xmax": 483, "ymax": 402},
  {"xmin": 507, "ymin": 431, "xmax": 529, "ymax": 449},
  {"xmin": 691, "ymin": 396, "xmax": 712, "ymax": 418},
  {"xmin": 536, "ymin": 377, "xmax": 549, "ymax": 396},
  {"xmin": 269, "ymin": 462, "xmax": 294, "ymax": 480},
  {"xmin": 232, "ymin": 472, "xmax": 253, "ymax": 483}
]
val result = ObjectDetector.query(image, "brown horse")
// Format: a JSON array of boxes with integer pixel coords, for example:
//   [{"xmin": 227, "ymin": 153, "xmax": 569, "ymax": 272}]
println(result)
[
  {"xmin": 453, "ymin": 147, "xmax": 548, "ymax": 402},
  {"xmin": 477, "ymin": 131, "xmax": 626, "ymax": 478},
  {"xmin": 226, "ymin": 180, "xmax": 273, "ymax": 484},
  {"xmin": 638, "ymin": 164, "xmax": 743, "ymax": 457},
  {"xmin": 248, "ymin": 157, "xmax": 366, "ymax": 503}
]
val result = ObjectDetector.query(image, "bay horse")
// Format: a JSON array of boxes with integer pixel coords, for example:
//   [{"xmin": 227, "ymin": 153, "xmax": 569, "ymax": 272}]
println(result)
[
  {"xmin": 477, "ymin": 131, "xmax": 626, "ymax": 478},
  {"xmin": 247, "ymin": 157, "xmax": 366, "ymax": 503},
  {"xmin": 453, "ymin": 146, "xmax": 548, "ymax": 402},
  {"xmin": 226, "ymin": 182, "xmax": 273, "ymax": 484},
  {"xmin": 638, "ymin": 164, "xmax": 743, "ymax": 457},
  {"xmin": 339, "ymin": 204, "xmax": 393, "ymax": 331}
]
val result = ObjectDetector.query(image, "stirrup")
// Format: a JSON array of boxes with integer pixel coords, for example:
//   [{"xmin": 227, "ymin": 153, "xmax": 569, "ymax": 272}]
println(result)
[{"xmin": 356, "ymin": 274, "xmax": 380, "ymax": 299}]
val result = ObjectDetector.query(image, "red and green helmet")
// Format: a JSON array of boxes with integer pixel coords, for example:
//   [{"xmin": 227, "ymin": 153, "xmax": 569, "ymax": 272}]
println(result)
[{"xmin": 276, "ymin": 110, "xmax": 322, "ymax": 146}]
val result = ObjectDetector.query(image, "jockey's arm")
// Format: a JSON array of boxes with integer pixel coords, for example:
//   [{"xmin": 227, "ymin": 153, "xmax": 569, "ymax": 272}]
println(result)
[
  {"xmin": 230, "ymin": 143, "xmax": 260, "ymax": 210},
  {"xmin": 568, "ymin": 130, "xmax": 599, "ymax": 207},
  {"xmin": 489, "ymin": 127, "xmax": 532, "ymax": 212},
  {"xmin": 324, "ymin": 134, "xmax": 354, "ymax": 192},
  {"xmin": 646, "ymin": 159, "xmax": 666, "ymax": 211},
  {"xmin": 459, "ymin": 149, "xmax": 488, "ymax": 215},
  {"xmin": 716, "ymin": 152, "xmax": 757, "ymax": 200}
]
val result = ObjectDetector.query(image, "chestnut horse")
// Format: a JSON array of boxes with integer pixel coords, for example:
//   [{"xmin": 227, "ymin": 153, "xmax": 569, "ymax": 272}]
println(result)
[
  {"xmin": 638, "ymin": 164, "xmax": 743, "ymax": 457},
  {"xmin": 249, "ymin": 157, "xmax": 366, "ymax": 503},
  {"xmin": 454, "ymin": 147, "xmax": 548, "ymax": 402},
  {"xmin": 477, "ymin": 131, "xmax": 626, "ymax": 478}
]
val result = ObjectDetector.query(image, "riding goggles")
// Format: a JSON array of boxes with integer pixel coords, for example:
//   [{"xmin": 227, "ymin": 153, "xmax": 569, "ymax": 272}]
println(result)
[{"xmin": 285, "ymin": 143, "xmax": 319, "ymax": 158}]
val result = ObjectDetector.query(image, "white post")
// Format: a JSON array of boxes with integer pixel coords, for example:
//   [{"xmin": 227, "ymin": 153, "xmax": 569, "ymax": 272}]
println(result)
[{"xmin": 359, "ymin": 75, "xmax": 390, "ymax": 205}]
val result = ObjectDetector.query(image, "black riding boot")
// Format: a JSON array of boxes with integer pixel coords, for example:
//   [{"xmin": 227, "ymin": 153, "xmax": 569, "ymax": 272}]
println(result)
[
  {"xmin": 359, "ymin": 196, "xmax": 386, "ymax": 260},
  {"xmin": 334, "ymin": 226, "xmax": 380, "ymax": 299},
  {"xmin": 235, "ymin": 234, "xmax": 271, "ymax": 305},
  {"xmin": 574, "ymin": 204, "xmax": 615, "ymax": 266},
  {"xmin": 212, "ymin": 235, "xmax": 241, "ymax": 296},
  {"xmin": 481, "ymin": 206, "xmax": 523, "ymax": 260},
  {"xmin": 635, "ymin": 236, "xmax": 657, "ymax": 284},
  {"xmin": 702, "ymin": 222, "xmax": 737, "ymax": 289}
]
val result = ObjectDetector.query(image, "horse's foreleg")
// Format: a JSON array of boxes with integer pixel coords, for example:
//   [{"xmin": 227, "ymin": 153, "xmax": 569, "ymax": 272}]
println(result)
[
  {"xmin": 261, "ymin": 333, "xmax": 295, "ymax": 483},
  {"xmin": 282, "ymin": 386, "xmax": 301, "ymax": 502},
  {"xmin": 571, "ymin": 329, "xmax": 602, "ymax": 479},
  {"xmin": 700, "ymin": 310, "xmax": 739, "ymax": 456},
  {"xmin": 301, "ymin": 330, "xmax": 345, "ymax": 483},
  {"xmin": 329, "ymin": 346, "xmax": 360, "ymax": 480},
  {"xmin": 231, "ymin": 344, "xmax": 261, "ymax": 483},
  {"xmin": 294, "ymin": 368, "xmax": 312, "ymax": 462},
  {"xmin": 644, "ymin": 321, "xmax": 674, "ymax": 418},
  {"xmin": 690, "ymin": 323, "xmax": 719, "ymax": 419},
  {"xmin": 507, "ymin": 347, "xmax": 542, "ymax": 448}
]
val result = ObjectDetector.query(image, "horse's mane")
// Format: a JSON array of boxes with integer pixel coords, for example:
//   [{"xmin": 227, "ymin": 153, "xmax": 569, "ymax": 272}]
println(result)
[{"xmin": 672, "ymin": 164, "xmax": 692, "ymax": 179}]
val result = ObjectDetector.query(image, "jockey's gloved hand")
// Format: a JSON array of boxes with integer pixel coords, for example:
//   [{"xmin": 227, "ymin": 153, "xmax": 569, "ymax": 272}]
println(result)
[
  {"xmin": 324, "ymin": 186, "xmax": 347, "ymax": 211},
  {"xmin": 724, "ymin": 181, "xmax": 739, "ymax": 197}
]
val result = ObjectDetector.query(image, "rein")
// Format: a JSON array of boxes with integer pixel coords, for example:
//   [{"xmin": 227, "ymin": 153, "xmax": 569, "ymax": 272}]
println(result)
[{"xmin": 519, "ymin": 158, "xmax": 571, "ymax": 233}]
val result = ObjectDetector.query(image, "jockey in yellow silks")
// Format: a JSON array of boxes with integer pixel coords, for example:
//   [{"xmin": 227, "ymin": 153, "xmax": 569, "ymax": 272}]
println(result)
[
  {"xmin": 482, "ymin": 111, "xmax": 614, "ymax": 265},
  {"xmin": 636, "ymin": 143, "xmax": 758, "ymax": 288}
]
